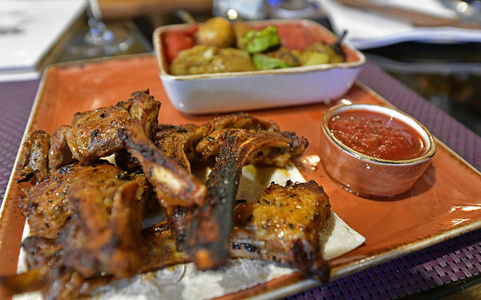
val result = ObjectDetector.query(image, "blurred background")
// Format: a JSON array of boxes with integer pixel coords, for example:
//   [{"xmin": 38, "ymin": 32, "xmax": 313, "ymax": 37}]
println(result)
[{"xmin": 1, "ymin": 0, "xmax": 480, "ymax": 136}]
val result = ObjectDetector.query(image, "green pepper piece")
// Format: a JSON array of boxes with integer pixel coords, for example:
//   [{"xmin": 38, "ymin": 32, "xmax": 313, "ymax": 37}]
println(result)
[
  {"xmin": 253, "ymin": 54, "xmax": 294, "ymax": 70},
  {"xmin": 240, "ymin": 25, "xmax": 281, "ymax": 54}
]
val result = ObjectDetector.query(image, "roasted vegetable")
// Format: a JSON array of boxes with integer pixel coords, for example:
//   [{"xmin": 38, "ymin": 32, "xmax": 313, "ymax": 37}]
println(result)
[
  {"xmin": 293, "ymin": 50, "xmax": 330, "ymax": 66},
  {"xmin": 165, "ymin": 31, "xmax": 196, "ymax": 64},
  {"xmin": 253, "ymin": 47, "xmax": 299, "ymax": 70},
  {"xmin": 253, "ymin": 54, "xmax": 293, "ymax": 70},
  {"xmin": 170, "ymin": 45, "xmax": 256, "ymax": 75},
  {"xmin": 306, "ymin": 42, "xmax": 345, "ymax": 63},
  {"xmin": 239, "ymin": 25, "xmax": 281, "ymax": 54},
  {"xmin": 196, "ymin": 17, "xmax": 235, "ymax": 48}
]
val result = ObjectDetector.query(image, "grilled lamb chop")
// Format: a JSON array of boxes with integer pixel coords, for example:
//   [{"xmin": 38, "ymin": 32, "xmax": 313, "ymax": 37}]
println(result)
[
  {"xmin": 212, "ymin": 112, "xmax": 280, "ymax": 131},
  {"xmin": 60, "ymin": 164, "xmax": 150, "ymax": 279},
  {"xmin": 196, "ymin": 113, "xmax": 279, "ymax": 160},
  {"xmin": 231, "ymin": 180, "xmax": 331, "ymax": 282},
  {"xmin": 153, "ymin": 123, "xmax": 212, "ymax": 172},
  {"xmin": 0, "ymin": 235, "xmax": 113, "ymax": 300},
  {"xmin": 19, "ymin": 162, "xmax": 125, "ymax": 239},
  {"xmin": 0, "ymin": 222, "xmax": 189, "ymax": 299},
  {"xmin": 66, "ymin": 90, "xmax": 160, "ymax": 164},
  {"xmin": 1, "ymin": 179, "xmax": 331, "ymax": 299},
  {"xmin": 188, "ymin": 129, "xmax": 309, "ymax": 269},
  {"xmin": 17, "ymin": 90, "xmax": 161, "ymax": 181},
  {"xmin": 118, "ymin": 124, "xmax": 207, "ymax": 207}
]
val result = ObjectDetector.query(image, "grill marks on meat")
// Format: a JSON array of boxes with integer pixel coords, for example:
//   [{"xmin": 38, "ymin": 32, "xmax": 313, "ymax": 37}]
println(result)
[
  {"xmin": 65, "ymin": 90, "xmax": 160, "ymax": 164},
  {"xmin": 8, "ymin": 92, "xmax": 334, "ymax": 298},
  {"xmin": 231, "ymin": 180, "xmax": 331, "ymax": 282},
  {"xmin": 188, "ymin": 129, "xmax": 309, "ymax": 269},
  {"xmin": 17, "ymin": 130, "xmax": 51, "ymax": 183},
  {"xmin": 3, "ymin": 163, "xmax": 152, "ymax": 299},
  {"xmin": 49, "ymin": 125, "xmax": 75, "ymax": 173},
  {"xmin": 17, "ymin": 90, "xmax": 160, "ymax": 182},
  {"xmin": 1, "ymin": 235, "xmax": 113, "ymax": 300},
  {"xmin": 118, "ymin": 124, "xmax": 207, "ymax": 207},
  {"xmin": 153, "ymin": 123, "xmax": 212, "ymax": 172},
  {"xmin": 61, "ymin": 164, "xmax": 150, "ymax": 278},
  {"xmin": 66, "ymin": 105, "xmax": 134, "ymax": 163},
  {"xmin": 213, "ymin": 112, "xmax": 280, "ymax": 131},
  {"xmin": 19, "ymin": 162, "xmax": 118, "ymax": 239},
  {"xmin": 0, "ymin": 222, "xmax": 189, "ymax": 299},
  {"xmin": 141, "ymin": 221, "xmax": 190, "ymax": 272}
]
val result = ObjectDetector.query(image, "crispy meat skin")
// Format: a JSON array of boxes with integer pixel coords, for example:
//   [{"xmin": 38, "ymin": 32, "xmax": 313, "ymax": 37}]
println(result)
[
  {"xmin": 196, "ymin": 113, "xmax": 280, "ymax": 160},
  {"xmin": 188, "ymin": 129, "xmax": 309, "ymax": 269},
  {"xmin": 196, "ymin": 129, "xmax": 306, "ymax": 165},
  {"xmin": 231, "ymin": 180, "xmax": 331, "ymax": 282},
  {"xmin": 48, "ymin": 125, "xmax": 75, "ymax": 173},
  {"xmin": 141, "ymin": 221, "xmax": 190, "ymax": 271},
  {"xmin": 66, "ymin": 105, "xmax": 134, "ymax": 163},
  {"xmin": 62, "ymin": 165, "xmax": 149, "ymax": 278},
  {"xmin": 19, "ymin": 162, "xmax": 121, "ymax": 239},
  {"xmin": 118, "ymin": 124, "xmax": 207, "ymax": 207},
  {"xmin": 17, "ymin": 130, "xmax": 50, "ymax": 183},
  {"xmin": 65, "ymin": 90, "xmax": 160, "ymax": 164},
  {"xmin": 0, "ymin": 235, "xmax": 90, "ymax": 300},
  {"xmin": 0, "ymin": 222, "xmax": 189, "ymax": 299},
  {"xmin": 153, "ymin": 123, "xmax": 212, "ymax": 172},
  {"xmin": 213, "ymin": 113, "xmax": 279, "ymax": 131},
  {"xmin": 116, "ymin": 89, "xmax": 161, "ymax": 138},
  {"xmin": 19, "ymin": 161, "xmax": 150, "ymax": 276},
  {"xmin": 6, "ymin": 98, "xmax": 336, "ymax": 298}
]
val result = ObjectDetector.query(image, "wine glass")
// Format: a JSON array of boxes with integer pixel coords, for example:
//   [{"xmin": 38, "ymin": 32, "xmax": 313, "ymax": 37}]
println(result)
[{"xmin": 65, "ymin": 0, "xmax": 134, "ymax": 58}]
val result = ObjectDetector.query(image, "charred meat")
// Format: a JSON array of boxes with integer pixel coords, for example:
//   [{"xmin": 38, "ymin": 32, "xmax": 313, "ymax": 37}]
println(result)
[
  {"xmin": 153, "ymin": 123, "xmax": 212, "ymax": 172},
  {"xmin": 16, "ymin": 130, "xmax": 50, "ymax": 183},
  {"xmin": 118, "ymin": 124, "xmax": 207, "ymax": 207},
  {"xmin": 19, "ymin": 162, "xmax": 132, "ymax": 239},
  {"xmin": 5, "ymin": 91, "xmax": 335, "ymax": 299},
  {"xmin": 188, "ymin": 129, "xmax": 309, "ymax": 269},
  {"xmin": 231, "ymin": 180, "xmax": 331, "ymax": 282}
]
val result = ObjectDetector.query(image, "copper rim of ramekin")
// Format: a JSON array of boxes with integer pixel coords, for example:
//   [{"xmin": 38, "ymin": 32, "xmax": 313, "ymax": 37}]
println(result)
[{"xmin": 322, "ymin": 103, "xmax": 437, "ymax": 165}]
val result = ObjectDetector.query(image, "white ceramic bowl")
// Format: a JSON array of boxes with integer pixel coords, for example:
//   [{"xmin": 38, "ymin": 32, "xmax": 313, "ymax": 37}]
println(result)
[
  {"xmin": 320, "ymin": 103, "xmax": 437, "ymax": 198},
  {"xmin": 153, "ymin": 19, "xmax": 366, "ymax": 114}
]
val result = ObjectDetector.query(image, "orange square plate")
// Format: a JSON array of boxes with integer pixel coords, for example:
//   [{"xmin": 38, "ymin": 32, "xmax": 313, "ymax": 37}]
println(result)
[{"xmin": 1, "ymin": 54, "xmax": 480, "ymax": 299}]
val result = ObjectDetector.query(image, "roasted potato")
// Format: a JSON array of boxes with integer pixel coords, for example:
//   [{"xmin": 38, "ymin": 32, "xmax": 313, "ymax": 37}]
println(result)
[{"xmin": 196, "ymin": 17, "xmax": 235, "ymax": 48}]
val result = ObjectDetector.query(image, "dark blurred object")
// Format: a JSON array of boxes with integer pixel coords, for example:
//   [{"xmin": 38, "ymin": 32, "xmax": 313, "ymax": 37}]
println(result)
[{"xmin": 364, "ymin": 42, "xmax": 481, "ymax": 137}]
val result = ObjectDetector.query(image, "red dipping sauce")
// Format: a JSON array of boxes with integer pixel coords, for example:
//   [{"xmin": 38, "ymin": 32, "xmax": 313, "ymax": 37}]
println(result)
[{"xmin": 328, "ymin": 110, "xmax": 426, "ymax": 160}]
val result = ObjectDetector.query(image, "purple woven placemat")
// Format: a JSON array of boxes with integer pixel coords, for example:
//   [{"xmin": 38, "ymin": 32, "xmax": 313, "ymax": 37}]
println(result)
[
  {"xmin": 0, "ymin": 79, "xmax": 39, "ymax": 201},
  {"xmin": 1, "ymin": 62, "xmax": 480, "ymax": 299}
]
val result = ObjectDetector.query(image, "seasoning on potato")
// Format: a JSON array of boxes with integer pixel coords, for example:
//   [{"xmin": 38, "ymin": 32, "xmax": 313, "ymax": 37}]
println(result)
[
  {"xmin": 196, "ymin": 17, "xmax": 235, "ymax": 48},
  {"xmin": 167, "ymin": 17, "xmax": 348, "ymax": 75}
]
